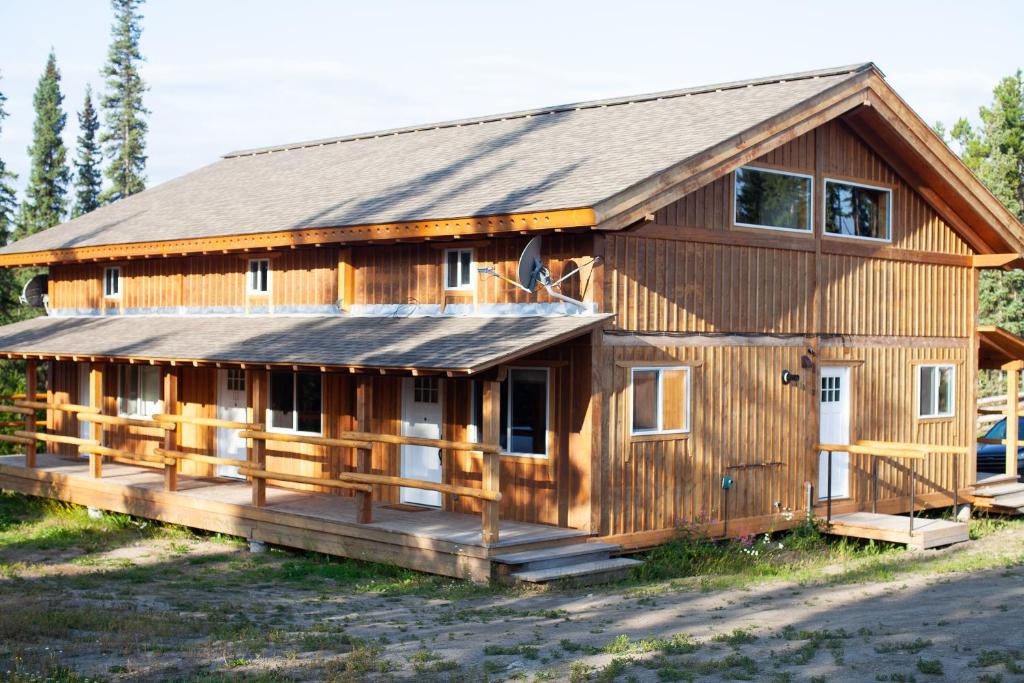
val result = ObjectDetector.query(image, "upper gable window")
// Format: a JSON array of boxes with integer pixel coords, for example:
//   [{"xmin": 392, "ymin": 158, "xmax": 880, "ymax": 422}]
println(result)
[
  {"xmin": 103, "ymin": 267, "xmax": 121, "ymax": 299},
  {"xmin": 247, "ymin": 258, "xmax": 270, "ymax": 295},
  {"xmin": 825, "ymin": 179, "xmax": 891, "ymax": 241},
  {"xmin": 444, "ymin": 248, "xmax": 473, "ymax": 291},
  {"xmin": 734, "ymin": 166, "xmax": 813, "ymax": 232}
]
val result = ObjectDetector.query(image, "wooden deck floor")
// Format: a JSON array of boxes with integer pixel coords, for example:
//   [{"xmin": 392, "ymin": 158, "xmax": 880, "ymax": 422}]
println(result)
[
  {"xmin": 828, "ymin": 512, "xmax": 969, "ymax": 550},
  {"xmin": 0, "ymin": 453, "xmax": 588, "ymax": 582}
]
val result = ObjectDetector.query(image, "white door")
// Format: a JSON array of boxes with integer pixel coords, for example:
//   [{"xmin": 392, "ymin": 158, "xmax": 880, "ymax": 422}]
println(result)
[
  {"xmin": 216, "ymin": 369, "xmax": 248, "ymax": 479},
  {"xmin": 818, "ymin": 366, "xmax": 851, "ymax": 500},
  {"xmin": 77, "ymin": 362, "xmax": 91, "ymax": 454},
  {"xmin": 400, "ymin": 377, "xmax": 443, "ymax": 507}
]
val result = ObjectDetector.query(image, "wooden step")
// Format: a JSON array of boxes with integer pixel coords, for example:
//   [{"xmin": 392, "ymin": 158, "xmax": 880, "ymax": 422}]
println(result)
[
  {"xmin": 511, "ymin": 557, "xmax": 643, "ymax": 584},
  {"xmin": 828, "ymin": 512, "xmax": 969, "ymax": 550},
  {"xmin": 986, "ymin": 492, "xmax": 1024, "ymax": 509},
  {"xmin": 973, "ymin": 473, "xmax": 1020, "ymax": 489},
  {"xmin": 971, "ymin": 482, "xmax": 1024, "ymax": 498},
  {"xmin": 492, "ymin": 542, "xmax": 619, "ymax": 570}
]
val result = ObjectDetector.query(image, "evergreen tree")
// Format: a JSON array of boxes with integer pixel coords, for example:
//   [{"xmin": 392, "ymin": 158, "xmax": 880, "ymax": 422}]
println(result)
[
  {"xmin": 99, "ymin": 0, "xmax": 148, "ymax": 203},
  {"xmin": 72, "ymin": 86, "xmax": 102, "ymax": 217},
  {"xmin": 14, "ymin": 50, "xmax": 70, "ymax": 241},
  {"xmin": 0, "ymin": 80, "xmax": 17, "ymax": 247}
]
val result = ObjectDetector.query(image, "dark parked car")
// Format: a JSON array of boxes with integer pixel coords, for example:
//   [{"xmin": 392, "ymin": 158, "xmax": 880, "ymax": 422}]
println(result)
[{"xmin": 977, "ymin": 416, "xmax": 1024, "ymax": 477}]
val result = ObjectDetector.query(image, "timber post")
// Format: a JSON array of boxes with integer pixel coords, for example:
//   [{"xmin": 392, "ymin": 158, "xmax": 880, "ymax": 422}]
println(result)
[
  {"xmin": 355, "ymin": 375, "xmax": 373, "ymax": 524},
  {"xmin": 23, "ymin": 360, "xmax": 36, "ymax": 468},
  {"xmin": 481, "ymin": 379, "xmax": 501, "ymax": 545},
  {"xmin": 88, "ymin": 364, "xmax": 104, "ymax": 478},
  {"xmin": 249, "ymin": 369, "xmax": 267, "ymax": 507},
  {"xmin": 162, "ymin": 368, "xmax": 179, "ymax": 491},
  {"xmin": 1006, "ymin": 362, "xmax": 1020, "ymax": 479}
]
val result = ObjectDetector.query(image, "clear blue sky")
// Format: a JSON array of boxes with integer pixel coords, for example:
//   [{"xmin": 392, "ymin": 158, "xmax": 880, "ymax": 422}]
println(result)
[{"xmin": 1, "ymin": 0, "xmax": 1021, "ymax": 196}]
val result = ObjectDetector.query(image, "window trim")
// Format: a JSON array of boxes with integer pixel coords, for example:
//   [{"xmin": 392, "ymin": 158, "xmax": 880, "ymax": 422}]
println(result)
[
  {"xmin": 246, "ymin": 258, "xmax": 271, "ymax": 295},
  {"xmin": 116, "ymin": 365, "xmax": 162, "ymax": 419},
  {"xmin": 630, "ymin": 366, "xmax": 692, "ymax": 436},
  {"xmin": 503, "ymin": 366, "xmax": 550, "ymax": 458},
  {"xmin": 443, "ymin": 248, "xmax": 475, "ymax": 292},
  {"xmin": 823, "ymin": 177, "xmax": 893, "ymax": 243},
  {"xmin": 266, "ymin": 370, "xmax": 323, "ymax": 436},
  {"xmin": 732, "ymin": 165, "xmax": 815, "ymax": 234},
  {"xmin": 916, "ymin": 363, "xmax": 956, "ymax": 420},
  {"xmin": 103, "ymin": 266, "xmax": 122, "ymax": 299}
]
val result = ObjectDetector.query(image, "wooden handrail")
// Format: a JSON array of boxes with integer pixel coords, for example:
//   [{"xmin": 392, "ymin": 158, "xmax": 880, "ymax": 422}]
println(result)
[
  {"xmin": 239, "ymin": 430, "xmax": 374, "ymax": 451},
  {"xmin": 0, "ymin": 404, "xmax": 37, "ymax": 416},
  {"xmin": 816, "ymin": 443, "xmax": 926, "ymax": 460},
  {"xmin": 15, "ymin": 431, "xmax": 100, "ymax": 448},
  {"xmin": 0, "ymin": 434, "xmax": 34, "ymax": 446},
  {"xmin": 978, "ymin": 437, "xmax": 1004, "ymax": 445},
  {"xmin": 154, "ymin": 414, "xmax": 263, "ymax": 431},
  {"xmin": 338, "ymin": 430, "xmax": 501, "ymax": 454},
  {"xmin": 330, "ymin": 470, "xmax": 501, "ymax": 501},
  {"xmin": 239, "ymin": 466, "xmax": 372, "ymax": 493},
  {"xmin": 14, "ymin": 400, "xmax": 100, "ymax": 414},
  {"xmin": 0, "ymin": 393, "xmax": 47, "ymax": 401},
  {"xmin": 154, "ymin": 448, "xmax": 247, "ymax": 468},
  {"xmin": 78, "ymin": 444, "xmax": 174, "ymax": 467},
  {"xmin": 854, "ymin": 440, "xmax": 972, "ymax": 455},
  {"xmin": 78, "ymin": 413, "xmax": 175, "ymax": 430}
]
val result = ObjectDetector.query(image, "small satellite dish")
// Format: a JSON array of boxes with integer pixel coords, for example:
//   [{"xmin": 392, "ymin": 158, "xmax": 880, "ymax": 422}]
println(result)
[
  {"xmin": 478, "ymin": 236, "xmax": 601, "ymax": 310},
  {"xmin": 20, "ymin": 274, "xmax": 49, "ymax": 309}
]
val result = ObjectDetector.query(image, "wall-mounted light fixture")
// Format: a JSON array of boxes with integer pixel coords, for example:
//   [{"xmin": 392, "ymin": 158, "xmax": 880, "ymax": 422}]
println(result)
[{"xmin": 781, "ymin": 370, "xmax": 800, "ymax": 385}]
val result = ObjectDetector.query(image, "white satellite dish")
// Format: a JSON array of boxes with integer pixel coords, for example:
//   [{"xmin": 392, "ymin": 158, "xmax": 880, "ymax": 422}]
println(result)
[
  {"xmin": 478, "ymin": 236, "xmax": 600, "ymax": 309},
  {"xmin": 20, "ymin": 274, "xmax": 49, "ymax": 311}
]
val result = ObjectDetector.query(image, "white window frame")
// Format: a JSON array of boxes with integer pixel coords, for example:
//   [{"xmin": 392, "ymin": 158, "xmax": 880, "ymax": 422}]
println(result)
[
  {"xmin": 117, "ymin": 365, "xmax": 162, "ymax": 419},
  {"xmin": 503, "ymin": 367, "xmax": 550, "ymax": 458},
  {"xmin": 103, "ymin": 267, "xmax": 121, "ymax": 299},
  {"xmin": 443, "ymin": 248, "xmax": 474, "ymax": 291},
  {"xmin": 247, "ymin": 258, "xmax": 271, "ymax": 295},
  {"xmin": 916, "ymin": 363, "xmax": 956, "ymax": 419},
  {"xmin": 823, "ymin": 177, "xmax": 893, "ymax": 243},
  {"xmin": 733, "ymin": 165, "xmax": 814, "ymax": 233},
  {"xmin": 630, "ymin": 366, "xmax": 692, "ymax": 436},
  {"xmin": 266, "ymin": 370, "xmax": 323, "ymax": 435}
]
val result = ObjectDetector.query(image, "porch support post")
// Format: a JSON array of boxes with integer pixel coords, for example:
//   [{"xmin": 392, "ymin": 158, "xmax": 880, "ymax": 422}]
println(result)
[
  {"xmin": 1006, "ymin": 363, "xmax": 1019, "ymax": 479},
  {"xmin": 249, "ymin": 369, "xmax": 267, "ymax": 507},
  {"xmin": 355, "ymin": 375, "xmax": 373, "ymax": 524},
  {"xmin": 481, "ymin": 380, "xmax": 501, "ymax": 545},
  {"xmin": 23, "ymin": 360, "xmax": 37, "ymax": 468},
  {"xmin": 162, "ymin": 368, "xmax": 179, "ymax": 492},
  {"xmin": 88, "ymin": 364, "xmax": 105, "ymax": 478}
]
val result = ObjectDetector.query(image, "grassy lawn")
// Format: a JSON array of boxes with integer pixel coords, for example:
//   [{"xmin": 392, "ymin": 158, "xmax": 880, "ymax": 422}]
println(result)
[{"xmin": 1, "ymin": 490, "xmax": 1023, "ymax": 681}]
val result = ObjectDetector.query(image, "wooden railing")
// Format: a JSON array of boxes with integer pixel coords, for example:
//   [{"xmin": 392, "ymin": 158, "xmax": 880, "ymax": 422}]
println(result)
[{"xmin": 817, "ymin": 440, "xmax": 970, "ymax": 534}]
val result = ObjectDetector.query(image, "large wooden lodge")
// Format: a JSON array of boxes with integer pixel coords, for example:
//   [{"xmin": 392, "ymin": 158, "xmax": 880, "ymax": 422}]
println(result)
[{"xmin": 0, "ymin": 63, "xmax": 1022, "ymax": 581}]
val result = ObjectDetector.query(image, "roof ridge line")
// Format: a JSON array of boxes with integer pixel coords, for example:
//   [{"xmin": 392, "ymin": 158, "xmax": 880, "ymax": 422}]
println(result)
[{"xmin": 222, "ymin": 62, "xmax": 878, "ymax": 159}]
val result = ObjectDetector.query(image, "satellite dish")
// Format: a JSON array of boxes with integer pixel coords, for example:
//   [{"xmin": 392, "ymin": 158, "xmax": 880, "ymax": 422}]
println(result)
[
  {"xmin": 20, "ymin": 274, "xmax": 49, "ymax": 309},
  {"xmin": 517, "ymin": 236, "xmax": 546, "ymax": 292},
  {"xmin": 477, "ymin": 235, "xmax": 601, "ymax": 310}
]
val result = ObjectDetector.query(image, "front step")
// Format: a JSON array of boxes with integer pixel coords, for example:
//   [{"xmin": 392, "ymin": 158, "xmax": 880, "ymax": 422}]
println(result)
[
  {"xmin": 492, "ymin": 541, "xmax": 642, "ymax": 585},
  {"xmin": 972, "ymin": 482, "xmax": 1024, "ymax": 499}
]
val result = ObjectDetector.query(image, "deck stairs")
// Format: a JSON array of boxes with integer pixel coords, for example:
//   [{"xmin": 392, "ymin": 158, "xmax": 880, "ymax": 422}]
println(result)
[
  {"xmin": 970, "ymin": 474, "xmax": 1024, "ymax": 514},
  {"xmin": 491, "ymin": 541, "xmax": 642, "ymax": 585},
  {"xmin": 826, "ymin": 512, "xmax": 970, "ymax": 550}
]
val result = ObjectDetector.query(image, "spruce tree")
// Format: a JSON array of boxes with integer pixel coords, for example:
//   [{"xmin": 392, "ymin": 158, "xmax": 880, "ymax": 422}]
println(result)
[
  {"xmin": 99, "ymin": 0, "xmax": 148, "ymax": 203},
  {"xmin": 0, "ymin": 80, "xmax": 16, "ymax": 247},
  {"xmin": 72, "ymin": 86, "xmax": 102, "ymax": 217},
  {"xmin": 14, "ymin": 50, "xmax": 70, "ymax": 241}
]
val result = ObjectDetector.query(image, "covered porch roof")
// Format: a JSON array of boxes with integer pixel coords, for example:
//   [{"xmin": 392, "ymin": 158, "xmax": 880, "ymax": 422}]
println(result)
[
  {"xmin": 978, "ymin": 325, "xmax": 1024, "ymax": 370},
  {"xmin": 0, "ymin": 314, "xmax": 609, "ymax": 375}
]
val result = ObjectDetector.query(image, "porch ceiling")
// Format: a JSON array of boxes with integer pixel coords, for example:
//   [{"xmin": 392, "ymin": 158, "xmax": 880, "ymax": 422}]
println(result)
[
  {"xmin": 0, "ymin": 314, "xmax": 609, "ymax": 374},
  {"xmin": 978, "ymin": 325, "xmax": 1024, "ymax": 370}
]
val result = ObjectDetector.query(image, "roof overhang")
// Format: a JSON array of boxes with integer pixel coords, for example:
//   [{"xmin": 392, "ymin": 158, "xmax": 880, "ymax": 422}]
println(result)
[
  {"xmin": 979, "ymin": 325, "xmax": 1024, "ymax": 370},
  {"xmin": 0, "ymin": 314, "xmax": 609, "ymax": 375}
]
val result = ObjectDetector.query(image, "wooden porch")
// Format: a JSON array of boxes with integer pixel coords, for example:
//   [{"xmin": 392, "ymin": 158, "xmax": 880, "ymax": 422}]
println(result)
[{"xmin": 0, "ymin": 452, "xmax": 590, "ymax": 583}]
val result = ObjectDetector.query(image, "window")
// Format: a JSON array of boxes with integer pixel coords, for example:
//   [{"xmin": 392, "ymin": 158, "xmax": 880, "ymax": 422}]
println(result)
[
  {"xmin": 226, "ymin": 368, "xmax": 246, "ymax": 392},
  {"xmin": 413, "ymin": 377, "xmax": 439, "ymax": 403},
  {"xmin": 631, "ymin": 367, "xmax": 690, "ymax": 435},
  {"xmin": 468, "ymin": 368, "xmax": 550, "ymax": 457},
  {"xmin": 118, "ymin": 365, "xmax": 161, "ymax": 418},
  {"xmin": 444, "ymin": 249, "xmax": 473, "ymax": 290},
  {"xmin": 734, "ymin": 166, "xmax": 813, "ymax": 232},
  {"xmin": 825, "ymin": 179, "xmax": 891, "ymax": 241},
  {"xmin": 918, "ymin": 364, "xmax": 955, "ymax": 418},
  {"xmin": 269, "ymin": 370, "xmax": 321, "ymax": 433},
  {"xmin": 103, "ymin": 267, "xmax": 121, "ymax": 299},
  {"xmin": 247, "ymin": 258, "xmax": 270, "ymax": 294},
  {"xmin": 821, "ymin": 375, "xmax": 841, "ymax": 403}
]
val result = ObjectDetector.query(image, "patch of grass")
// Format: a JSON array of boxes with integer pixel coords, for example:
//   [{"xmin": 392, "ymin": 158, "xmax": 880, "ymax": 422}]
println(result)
[
  {"xmin": 712, "ymin": 627, "xmax": 757, "ymax": 647},
  {"xmin": 875, "ymin": 638, "xmax": 932, "ymax": 655},
  {"xmin": 972, "ymin": 648, "xmax": 1024, "ymax": 674},
  {"xmin": 408, "ymin": 649, "xmax": 460, "ymax": 674},
  {"xmin": 483, "ymin": 643, "xmax": 540, "ymax": 659},
  {"xmin": 694, "ymin": 653, "xmax": 759, "ymax": 679},
  {"xmin": 915, "ymin": 658, "xmax": 943, "ymax": 675}
]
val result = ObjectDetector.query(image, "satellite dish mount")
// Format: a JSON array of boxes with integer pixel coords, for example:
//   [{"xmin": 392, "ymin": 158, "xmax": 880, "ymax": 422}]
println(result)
[{"xmin": 478, "ymin": 236, "xmax": 600, "ymax": 310}]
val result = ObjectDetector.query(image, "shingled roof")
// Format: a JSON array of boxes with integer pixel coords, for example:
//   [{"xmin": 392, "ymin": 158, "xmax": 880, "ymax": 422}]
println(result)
[{"xmin": 0, "ymin": 64, "xmax": 876, "ymax": 257}]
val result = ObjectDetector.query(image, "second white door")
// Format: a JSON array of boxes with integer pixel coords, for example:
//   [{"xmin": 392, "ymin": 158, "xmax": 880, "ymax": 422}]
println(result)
[
  {"xmin": 216, "ymin": 369, "xmax": 248, "ymax": 479},
  {"xmin": 818, "ymin": 366, "xmax": 851, "ymax": 500},
  {"xmin": 400, "ymin": 377, "xmax": 443, "ymax": 507}
]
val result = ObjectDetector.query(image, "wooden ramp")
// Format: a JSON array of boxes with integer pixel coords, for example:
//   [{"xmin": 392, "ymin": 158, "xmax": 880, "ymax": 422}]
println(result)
[
  {"xmin": 828, "ymin": 512, "xmax": 969, "ymax": 550},
  {"xmin": 970, "ymin": 474, "xmax": 1024, "ymax": 514}
]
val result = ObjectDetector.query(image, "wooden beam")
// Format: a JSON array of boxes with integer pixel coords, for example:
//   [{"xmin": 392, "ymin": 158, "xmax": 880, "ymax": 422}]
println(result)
[
  {"xmin": 249, "ymin": 369, "xmax": 268, "ymax": 507},
  {"xmin": 1008, "ymin": 366, "xmax": 1019, "ymax": 479},
  {"xmin": 481, "ymin": 380, "xmax": 501, "ymax": 545},
  {"xmin": 337, "ymin": 248, "xmax": 356, "ymax": 312},
  {"xmin": 23, "ymin": 361, "xmax": 36, "ymax": 468},
  {"xmin": 88, "ymin": 364, "xmax": 105, "ymax": 478},
  {"xmin": 355, "ymin": 376, "xmax": 373, "ymax": 524},
  {"xmin": 162, "ymin": 368, "xmax": 179, "ymax": 492},
  {"xmin": 972, "ymin": 253, "xmax": 1022, "ymax": 269}
]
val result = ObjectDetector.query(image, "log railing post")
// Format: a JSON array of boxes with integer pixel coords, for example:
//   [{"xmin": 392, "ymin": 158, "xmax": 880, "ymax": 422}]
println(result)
[
  {"xmin": 24, "ymin": 360, "xmax": 37, "ymax": 468},
  {"xmin": 88, "ymin": 364, "xmax": 105, "ymax": 478},
  {"xmin": 355, "ymin": 375, "xmax": 373, "ymax": 524},
  {"xmin": 1006, "ymin": 364, "xmax": 1019, "ymax": 479},
  {"xmin": 481, "ymin": 380, "xmax": 501, "ymax": 545},
  {"xmin": 249, "ymin": 369, "xmax": 267, "ymax": 507},
  {"xmin": 162, "ymin": 368, "xmax": 179, "ymax": 492}
]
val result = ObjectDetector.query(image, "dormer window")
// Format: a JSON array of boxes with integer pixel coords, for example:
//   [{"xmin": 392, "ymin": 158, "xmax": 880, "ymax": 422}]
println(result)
[
  {"xmin": 247, "ymin": 258, "xmax": 270, "ymax": 294},
  {"xmin": 103, "ymin": 267, "xmax": 121, "ymax": 299},
  {"xmin": 825, "ymin": 179, "xmax": 891, "ymax": 241},
  {"xmin": 444, "ymin": 248, "xmax": 473, "ymax": 291},
  {"xmin": 734, "ymin": 166, "xmax": 813, "ymax": 232}
]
